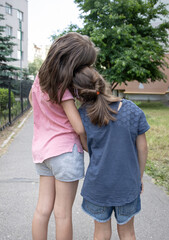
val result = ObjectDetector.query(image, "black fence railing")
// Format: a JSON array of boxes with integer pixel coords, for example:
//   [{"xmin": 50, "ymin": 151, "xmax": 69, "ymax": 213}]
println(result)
[{"xmin": 0, "ymin": 76, "xmax": 33, "ymax": 131}]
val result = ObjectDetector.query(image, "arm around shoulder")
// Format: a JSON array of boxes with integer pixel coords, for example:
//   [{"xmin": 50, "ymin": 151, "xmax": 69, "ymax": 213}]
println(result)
[
  {"xmin": 61, "ymin": 99, "xmax": 88, "ymax": 151},
  {"xmin": 61, "ymin": 99, "xmax": 85, "ymax": 136}
]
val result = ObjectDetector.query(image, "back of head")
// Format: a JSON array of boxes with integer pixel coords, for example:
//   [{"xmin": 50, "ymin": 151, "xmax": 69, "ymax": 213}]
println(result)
[
  {"xmin": 73, "ymin": 67, "xmax": 120, "ymax": 126},
  {"xmin": 39, "ymin": 32, "xmax": 98, "ymax": 103}
]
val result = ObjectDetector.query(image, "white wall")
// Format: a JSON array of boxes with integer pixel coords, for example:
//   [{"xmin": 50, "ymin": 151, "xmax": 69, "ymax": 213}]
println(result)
[{"xmin": 0, "ymin": 0, "xmax": 28, "ymax": 68}]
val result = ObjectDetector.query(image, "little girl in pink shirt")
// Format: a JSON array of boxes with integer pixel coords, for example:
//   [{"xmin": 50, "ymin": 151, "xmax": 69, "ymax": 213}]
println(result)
[{"xmin": 29, "ymin": 32, "xmax": 97, "ymax": 240}]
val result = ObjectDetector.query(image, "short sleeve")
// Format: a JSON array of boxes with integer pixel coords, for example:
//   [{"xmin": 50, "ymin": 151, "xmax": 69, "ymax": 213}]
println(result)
[
  {"xmin": 61, "ymin": 89, "xmax": 74, "ymax": 102},
  {"xmin": 32, "ymin": 74, "xmax": 39, "ymax": 89},
  {"xmin": 138, "ymin": 111, "xmax": 150, "ymax": 135}
]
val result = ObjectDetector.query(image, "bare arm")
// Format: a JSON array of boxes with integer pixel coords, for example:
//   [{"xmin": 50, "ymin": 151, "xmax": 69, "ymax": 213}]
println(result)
[
  {"xmin": 29, "ymin": 88, "xmax": 33, "ymax": 107},
  {"xmin": 80, "ymin": 133, "xmax": 88, "ymax": 152},
  {"xmin": 61, "ymin": 99, "xmax": 88, "ymax": 151},
  {"xmin": 136, "ymin": 133, "xmax": 148, "ymax": 193}
]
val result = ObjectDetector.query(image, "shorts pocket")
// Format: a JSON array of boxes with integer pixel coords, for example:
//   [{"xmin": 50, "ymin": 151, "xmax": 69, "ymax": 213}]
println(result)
[
  {"xmin": 83, "ymin": 200, "xmax": 105, "ymax": 214},
  {"xmin": 117, "ymin": 197, "xmax": 138, "ymax": 216}
]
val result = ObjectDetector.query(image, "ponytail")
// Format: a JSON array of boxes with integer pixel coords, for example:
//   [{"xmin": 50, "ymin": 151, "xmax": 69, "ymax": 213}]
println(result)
[{"xmin": 73, "ymin": 67, "xmax": 120, "ymax": 126}]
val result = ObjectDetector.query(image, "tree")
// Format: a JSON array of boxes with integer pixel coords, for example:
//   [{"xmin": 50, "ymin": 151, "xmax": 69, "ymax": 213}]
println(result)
[
  {"xmin": 72, "ymin": 0, "xmax": 169, "ymax": 87},
  {"xmin": 0, "ymin": 14, "xmax": 19, "ymax": 78},
  {"xmin": 28, "ymin": 57, "xmax": 43, "ymax": 78},
  {"xmin": 50, "ymin": 24, "xmax": 81, "ymax": 41}
]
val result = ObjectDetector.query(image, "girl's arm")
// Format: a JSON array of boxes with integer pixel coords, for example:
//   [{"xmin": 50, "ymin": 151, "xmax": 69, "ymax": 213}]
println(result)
[
  {"xmin": 136, "ymin": 133, "xmax": 148, "ymax": 193},
  {"xmin": 61, "ymin": 99, "xmax": 88, "ymax": 151},
  {"xmin": 80, "ymin": 133, "xmax": 88, "ymax": 152},
  {"xmin": 29, "ymin": 88, "xmax": 33, "ymax": 107}
]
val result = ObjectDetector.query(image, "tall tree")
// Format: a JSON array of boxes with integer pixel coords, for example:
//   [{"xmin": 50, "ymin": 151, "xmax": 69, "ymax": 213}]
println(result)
[
  {"xmin": 0, "ymin": 14, "xmax": 19, "ymax": 78},
  {"xmin": 28, "ymin": 57, "xmax": 43, "ymax": 78},
  {"xmin": 73, "ymin": 0, "xmax": 169, "ymax": 87}
]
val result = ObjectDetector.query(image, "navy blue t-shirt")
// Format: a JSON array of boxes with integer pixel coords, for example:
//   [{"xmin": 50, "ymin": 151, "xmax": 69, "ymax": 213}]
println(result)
[{"xmin": 79, "ymin": 99, "xmax": 150, "ymax": 207}]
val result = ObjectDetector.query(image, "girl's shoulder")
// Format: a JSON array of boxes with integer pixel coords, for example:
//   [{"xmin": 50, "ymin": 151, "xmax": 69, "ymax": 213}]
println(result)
[
  {"xmin": 120, "ymin": 99, "xmax": 142, "ymax": 113},
  {"xmin": 61, "ymin": 89, "xmax": 74, "ymax": 102},
  {"xmin": 78, "ymin": 105, "xmax": 86, "ymax": 117},
  {"xmin": 78, "ymin": 105, "xmax": 89, "ymax": 124},
  {"xmin": 32, "ymin": 74, "xmax": 40, "ymax": 89},
  {"xmin": 117, "ymin": 99, "xmax": 145, "ymax": 127}
]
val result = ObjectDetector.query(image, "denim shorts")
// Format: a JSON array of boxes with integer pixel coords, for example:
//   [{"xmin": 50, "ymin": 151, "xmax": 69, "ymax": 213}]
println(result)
[
  {"xmin": 82, "ymin": 195, "xmax": 141, "ymax": 225},
  {"xmin": 35, "ymin": 144, "xmax": 84, "ymax": 182}
]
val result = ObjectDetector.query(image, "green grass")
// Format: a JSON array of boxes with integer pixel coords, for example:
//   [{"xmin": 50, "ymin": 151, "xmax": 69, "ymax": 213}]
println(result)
[{"xmin": 135, "ymin": 101, "xmax": 169, "ymax": 194}]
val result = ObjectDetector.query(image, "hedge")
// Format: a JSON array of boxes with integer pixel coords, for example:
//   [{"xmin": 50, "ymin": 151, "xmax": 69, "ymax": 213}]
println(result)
[{"xmin": 0, "ymin": 88, "xmax": 15, "ymax": 111}]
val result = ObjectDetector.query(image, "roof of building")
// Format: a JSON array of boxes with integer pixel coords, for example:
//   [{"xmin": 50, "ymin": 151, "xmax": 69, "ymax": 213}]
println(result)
[{"xmin": 115, "ymin": 54, "xmax": 169, "ymax": 95}]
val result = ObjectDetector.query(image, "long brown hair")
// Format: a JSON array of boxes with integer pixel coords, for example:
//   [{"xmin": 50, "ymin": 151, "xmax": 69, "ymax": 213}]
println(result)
[
  {"xmin": 38, "ymin": 32, "xmax": 98, "ymax": 103},
  {"xmin": 73, "ymin": 67, "xmax": 120, "ymax": 126}
]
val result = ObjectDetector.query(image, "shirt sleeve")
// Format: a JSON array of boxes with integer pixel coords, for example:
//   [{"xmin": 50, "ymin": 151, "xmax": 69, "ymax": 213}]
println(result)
[
  {"xmin": 32, "ymin": 74, "xmax": 39, "ymax": 89},
  {"xmin": 138, "ymin": 111, "xmax": 150, "ymax": 135},
  {"xmin": 61, "ymin": 89, "xmax": 74, "ymax": 102}
]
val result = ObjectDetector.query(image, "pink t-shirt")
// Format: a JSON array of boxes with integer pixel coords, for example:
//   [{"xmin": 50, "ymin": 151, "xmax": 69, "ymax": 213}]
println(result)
[{"xmin": 31, "ymin": 75, "xmax": 83, "ymax": 163}]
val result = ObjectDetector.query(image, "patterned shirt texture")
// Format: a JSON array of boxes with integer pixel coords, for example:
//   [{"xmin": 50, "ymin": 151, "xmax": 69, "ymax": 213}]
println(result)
[{"xmin": 79, "ymin": 99, "xmax": 150, "ymax": 206}]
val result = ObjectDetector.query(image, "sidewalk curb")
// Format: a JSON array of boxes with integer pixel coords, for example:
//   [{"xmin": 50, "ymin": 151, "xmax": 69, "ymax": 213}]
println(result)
[{"xmin": 0, "ymin": 110, "xmax": 33, "ymax": 149}]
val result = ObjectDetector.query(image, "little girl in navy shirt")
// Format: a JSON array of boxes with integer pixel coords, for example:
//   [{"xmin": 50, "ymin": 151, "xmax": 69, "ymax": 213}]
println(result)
[{"xmin": 73, "ymin": 66, "xmax": 150, "ymax": 240}]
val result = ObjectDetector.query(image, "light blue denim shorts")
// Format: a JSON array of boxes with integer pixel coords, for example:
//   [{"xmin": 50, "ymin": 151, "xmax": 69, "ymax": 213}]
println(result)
[
  {"xmin": 35, "ymin": 144, "xmax": 84, "ymax": 182},
  {"xmin": 82, "ymin": 195, "xmax": 141, "ymax": 225}
]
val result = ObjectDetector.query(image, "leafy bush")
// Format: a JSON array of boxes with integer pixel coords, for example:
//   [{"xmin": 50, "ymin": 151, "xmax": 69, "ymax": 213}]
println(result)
[{"xmin": 0, "ymin": 88, "xmax": 15, "ymax": 111}]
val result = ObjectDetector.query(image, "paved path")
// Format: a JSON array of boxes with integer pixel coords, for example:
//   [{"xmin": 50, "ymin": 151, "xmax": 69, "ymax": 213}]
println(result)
[{"xmin": 0, "ymin": 113, "xmax": 169, "ymax": 240}]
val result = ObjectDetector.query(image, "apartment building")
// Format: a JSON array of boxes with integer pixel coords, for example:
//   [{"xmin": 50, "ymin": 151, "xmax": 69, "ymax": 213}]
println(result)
[{"xmin": 0, "ymin": 0, "xmax": 28, "ymax": 68}]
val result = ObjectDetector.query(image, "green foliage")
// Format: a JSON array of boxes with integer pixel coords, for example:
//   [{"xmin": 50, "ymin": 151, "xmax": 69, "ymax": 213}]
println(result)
[
  {"xmin": 0, "ymin": 88, "xmax": 15, "ymax": 111},
  {"xmin": 22, "ymin": 68, "xmax": 31, "ymax": 81},
  {"xmin": 21, "ymin": 79, "xmax": 33, "ymax": 98},
  {"xmin": 71, "ymin": 0, "xmax": 169, "ymax": 86},
  {"xmin": 146, "ymin": 159, "xmax": 169, "ymax": 193},
  {"xmin": 134, "ymin": 101, "xmax": 167, "ymax": 109},
  {"xmin": 28, "ymin": 57, "xmax": 43, "ymax": 77},
  {"xmin": 0, "ymin": 14, "xmax": 19, "ymax": 77},
  {"xmin": 50, "ymin": 24, "xmax": 81, "ymax": 41},
  {"xmin": 0, "ymin": 99, "xmax": 29, "ymax": 128}
]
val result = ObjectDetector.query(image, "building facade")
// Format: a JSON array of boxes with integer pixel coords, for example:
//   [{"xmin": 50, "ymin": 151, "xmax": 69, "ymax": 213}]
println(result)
[
  {"xmin": 114, "ymin": 0, "xmax": 169, "ymax": 102},
  {"xmin": 0, "ymin": 0, "xmax": 28, "ymax": 69},
  {"xmin": 114, "ymin": 54, "xmax": 169, "ymax": 102}
]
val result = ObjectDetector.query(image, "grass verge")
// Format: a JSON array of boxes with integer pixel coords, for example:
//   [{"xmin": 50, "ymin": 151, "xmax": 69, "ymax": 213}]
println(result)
[{"xmin": 135, "ymin": 101, "xmax": 169, "ymax": 194}]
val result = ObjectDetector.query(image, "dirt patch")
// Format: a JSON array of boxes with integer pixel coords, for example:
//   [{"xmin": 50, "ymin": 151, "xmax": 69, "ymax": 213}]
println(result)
[{"xmin": 0, "ymin": 108, "xmax": 33, "ymax": 157}]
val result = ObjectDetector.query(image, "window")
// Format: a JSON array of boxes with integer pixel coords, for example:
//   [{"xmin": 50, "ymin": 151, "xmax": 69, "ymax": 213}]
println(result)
[
  {"xmin": 5, "ymin": 3, "xmax": 12, "ymax": 15},
  {"xmin": 6, "ymin": 25, "xmax": 12, "ymax": 36},
  {"xmin": 17, "ymin": 10, "xmax": 23, "ymax": 21},
  {"xmin": 17, "ymin": 30, "xmax": 23, "ymax": 40},
  {"xmin": 17, "ymin": 50, "xmax": 23, "ymax": 60},
  {"xmin": 139, "ymin": 83, "xmax": 144, "ymax": 89}
]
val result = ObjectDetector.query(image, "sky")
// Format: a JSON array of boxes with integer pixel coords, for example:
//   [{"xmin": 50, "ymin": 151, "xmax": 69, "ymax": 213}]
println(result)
[{"xmin": 28, "ymin": 0, "xmax": 83, "ymax": 60}]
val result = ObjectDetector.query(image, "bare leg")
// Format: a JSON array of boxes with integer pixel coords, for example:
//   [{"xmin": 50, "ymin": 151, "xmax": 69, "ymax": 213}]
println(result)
[
  {"xmin": 32, "ymin": 176, "xmax": 55, "ymax": 240},
  {"xmin": 117, "ymin": 217, "xmax": 136, "ymax": 240},
  {"xmin": 54, "ymin": 180, "xmax": 78, "ymax": 240},
  {"xmin": 94, "ymin": 219, "xmax": 112, "ymax": 240}
]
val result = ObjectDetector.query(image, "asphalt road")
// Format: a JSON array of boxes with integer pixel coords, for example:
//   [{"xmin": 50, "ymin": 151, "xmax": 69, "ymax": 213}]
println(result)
[{"xmin": 0, "ymin": 113, "xmax": 169, "ymax": 240}]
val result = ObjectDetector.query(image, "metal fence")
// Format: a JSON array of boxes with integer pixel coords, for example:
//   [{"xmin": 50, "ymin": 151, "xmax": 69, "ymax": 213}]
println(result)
[{"xmin": 0, "ymin": 76, "xmax": 33, "ymax": 131}]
